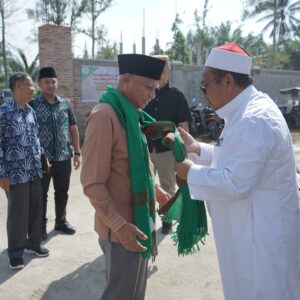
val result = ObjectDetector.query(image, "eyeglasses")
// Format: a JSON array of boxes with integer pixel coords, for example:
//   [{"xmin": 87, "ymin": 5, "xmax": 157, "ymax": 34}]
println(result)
[{"xmin": 200, "ymin": 78, "xmax": 217, "ymax": 94}]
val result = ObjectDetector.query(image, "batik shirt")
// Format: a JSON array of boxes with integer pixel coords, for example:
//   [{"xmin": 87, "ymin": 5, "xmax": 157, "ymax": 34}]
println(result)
[
  {"xmin": 0, "ymin": 98, "xmax": 42, "ymax": 185},
  {"xmin": 30, "ymin": 94, "xmax": 77, "ymax": 162}
]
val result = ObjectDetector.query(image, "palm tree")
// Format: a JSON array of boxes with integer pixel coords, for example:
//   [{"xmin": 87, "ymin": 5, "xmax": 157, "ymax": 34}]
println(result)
[
  {"xmin": 8, "ymin": 49, "xmax": 39, "ymax": 81},
  {"xmin": 242, "ymin": 0, "xmax": 300, "ymax": 68}
]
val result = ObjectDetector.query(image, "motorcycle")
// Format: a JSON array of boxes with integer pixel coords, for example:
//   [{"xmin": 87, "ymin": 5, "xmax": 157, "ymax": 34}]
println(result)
[
  {"xmin": 189, "ymin": 99, "xmax": 205, "ymax": 136},
  {"xmin": 189, "ymin": 99, "xmax": 224, "ymax": 139},
  {"xmin": 205, "ymin": 106, "xmax": 224, "ymax": 140}
]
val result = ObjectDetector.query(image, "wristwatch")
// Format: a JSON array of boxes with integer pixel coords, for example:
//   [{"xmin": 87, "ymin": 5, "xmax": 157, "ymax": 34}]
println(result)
[{"xmin": 74, "ymin": 152, "xmax": 81, "ymax": 156}]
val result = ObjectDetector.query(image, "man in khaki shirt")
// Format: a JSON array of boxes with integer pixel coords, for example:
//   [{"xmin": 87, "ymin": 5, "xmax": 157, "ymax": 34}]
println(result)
[{"xmin": 81, "ymin": 54, "xmax": 168, "ymax": 300}]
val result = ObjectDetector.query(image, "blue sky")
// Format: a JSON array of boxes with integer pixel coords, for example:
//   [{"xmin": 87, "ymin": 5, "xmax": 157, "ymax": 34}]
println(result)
[{"xmin": 8, "ymin": 0, "xmax": 261, "ymax": 59}]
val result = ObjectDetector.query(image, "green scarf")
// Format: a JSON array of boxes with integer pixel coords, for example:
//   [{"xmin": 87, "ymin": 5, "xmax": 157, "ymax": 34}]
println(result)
[
  {"xmin": 100, "ymin": 85, "xmax": 207, "ymax": 256},
  {"xmin": 100, "ymin": 86, "xmax": 156, "ymax": 259},
  {"xmin": 142, "ymin": 122, "xmax": 208, "ymax": 255}
]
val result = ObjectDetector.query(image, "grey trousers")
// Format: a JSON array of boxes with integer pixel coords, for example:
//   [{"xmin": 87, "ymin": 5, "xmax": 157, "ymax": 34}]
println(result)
[
  {"xmin": 6, "ymin": 179, "xmax": 43, "ymax": 259},
  {"xmin": 99, "ymin": 238, "xmax": 148, "ymax": 300}
]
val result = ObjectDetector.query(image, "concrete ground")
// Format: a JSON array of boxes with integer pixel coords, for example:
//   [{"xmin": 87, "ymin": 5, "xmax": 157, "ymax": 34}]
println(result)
[
  {"xmin": 1, "ymin": 131, "xmax": 300, "ymax": 300},
  {"xmin": 0, "ymin": 166, "xmax": 223, "ymax": 300}
]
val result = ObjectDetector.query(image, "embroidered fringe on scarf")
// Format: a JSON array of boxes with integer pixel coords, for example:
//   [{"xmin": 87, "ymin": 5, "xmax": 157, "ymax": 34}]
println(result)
[
  {"xmin": 100, "ymin": 85, "xmax": 207, "ymax": 257},
  {"xmin": 141, "ymin": 118, "xmax": 208, "ymax": 255}
]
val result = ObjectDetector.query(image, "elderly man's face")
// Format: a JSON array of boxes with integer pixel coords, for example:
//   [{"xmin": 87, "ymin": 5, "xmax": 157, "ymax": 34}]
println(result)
[
  {"xmin": 124, "ymin": 75, "xmax": 159, "ymax": 109},
  {"xmin": 201, "ymin": 68, "xmax": 228, "ymax": 110},
  {"xmin": 18, "ymin": 76, "xmax": 35, "ymax": 102}
]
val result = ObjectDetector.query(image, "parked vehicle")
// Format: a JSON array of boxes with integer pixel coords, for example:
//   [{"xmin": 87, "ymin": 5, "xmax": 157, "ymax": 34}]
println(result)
[
  {"xmin": 278, "ymin": 87, "xmax": 300, "ymax": 128},
  {"xmin": 189, "ymin": 98, "xmax": 224, "ymax": 139},
  {"xmin": 0, "ymin": 88, "xmax": 13, "ymax": 105},
  {"xmin": 189, "ymin": 98, "xmax": 205, "ymax": 136},
  {"xmin": 204, "ymin": 106, "xmax": 224, "ymax": 140}
]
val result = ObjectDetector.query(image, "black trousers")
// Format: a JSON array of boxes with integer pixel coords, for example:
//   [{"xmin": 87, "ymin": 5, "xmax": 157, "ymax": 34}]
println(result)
[
  {"xmin": 42, "ymin": 159, "xmax": 71, "ymax": 227},
  {"xmin": 6, "ymin": 179, "xmax": 43, "ymax": 258}
]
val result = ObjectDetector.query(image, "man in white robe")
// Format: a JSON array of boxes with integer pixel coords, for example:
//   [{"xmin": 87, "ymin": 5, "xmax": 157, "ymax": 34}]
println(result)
[{"xmin": 175, "ymin": 42, "xmax": 300, "ymax": 300}]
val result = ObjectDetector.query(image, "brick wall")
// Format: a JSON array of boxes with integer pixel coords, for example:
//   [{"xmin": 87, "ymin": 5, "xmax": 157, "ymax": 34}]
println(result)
[
  {"xmin": 38, "ymin": 24, "xmax": 73, "ymax": 103},
  {"xmin": 38, "ymin": 24, "xmax": 300, "ymax": 142}
]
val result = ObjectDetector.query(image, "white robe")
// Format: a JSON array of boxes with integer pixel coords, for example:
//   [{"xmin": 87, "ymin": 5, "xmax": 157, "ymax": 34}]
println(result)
[{"xmin": 187, "ymin": 85, "xmax": 300, "ymax": 300}]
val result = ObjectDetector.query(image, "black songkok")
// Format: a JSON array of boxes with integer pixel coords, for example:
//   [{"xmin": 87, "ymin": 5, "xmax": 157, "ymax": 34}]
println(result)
[
  {"xmin": 39, "ymin": 67, "xmax": 57, "ymax": 80},
  {"xmin": 118, "ymin": 54, "xmax": 165, "ymax": 80}
]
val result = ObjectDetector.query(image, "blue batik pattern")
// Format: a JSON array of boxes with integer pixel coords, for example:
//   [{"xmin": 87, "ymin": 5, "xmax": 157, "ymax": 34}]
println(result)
[
  {"xmin": 0, "ymin": 98, "xmax": 42, "ymax": 185},
  {"xmin": 30, "ymin": 94, "xmax": 77, "ymax": 162}
]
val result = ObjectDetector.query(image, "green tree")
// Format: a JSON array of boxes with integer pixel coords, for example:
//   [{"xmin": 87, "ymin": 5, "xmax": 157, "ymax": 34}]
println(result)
[
  {"xmin": 186, "ymin": 2, "xmax": 213, "ymax": 65},
  {"xmin": 151, "ymin": 40, "xmax": 164, "ymax": 55},
  {"xmin": 27, "ymin": 0, "xmax": 87, "ymax": 29},
  {"xmin": 8, "ymin": 49, "xmax": 39, "ymax": 81},
  {"xmin": 0, "ymin": 0, "xmax": 17, "ymax": 87},
  {"xmin": 167, "ymin": 14, "xmax": 190, "ymax": 64},
  {"xmin": 81, "ymin": 0, "xmax": 113, "ymax": 59},
  {"xmin": 280, "ymin": 37, "xmax": 300, "ymax": 69},
  {"xmin": 210, "ymin": 22, "xmax": 244, "ymax": 46},
  {"xmin": 242, "ymin": 0, "xmax": 300, "ymax": 68},
  {"xmin": 96, "ymin": 40, "xmax": 117, "ymax": 59}
]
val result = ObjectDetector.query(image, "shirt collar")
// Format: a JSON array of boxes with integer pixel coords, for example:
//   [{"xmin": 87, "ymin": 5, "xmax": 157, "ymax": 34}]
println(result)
[
  {"xmin": 11, "ymin": 98, "xmax": 30, "ymax": 113},
  {"xmin": 37, "ymin": 93, "xmax": 60, "ymax": 103},
  {"xmin": 216, "ymin": 85, "xmax": 257, "ymax": 119},
  {"xmin": 158, "ymin": 80, "xmax": 170, "ymax": 91}
]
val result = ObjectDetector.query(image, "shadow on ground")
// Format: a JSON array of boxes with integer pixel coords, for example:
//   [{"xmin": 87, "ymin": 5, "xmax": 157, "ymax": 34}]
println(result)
[{"xmin": 41, "ymin": 256, "xmax": 105, "ymax": 300}]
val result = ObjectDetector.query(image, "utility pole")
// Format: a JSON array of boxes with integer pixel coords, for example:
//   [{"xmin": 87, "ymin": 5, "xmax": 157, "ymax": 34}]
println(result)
[{"xmin": 142, "ymin": 9, "xmax": 146, "ymax": 54}]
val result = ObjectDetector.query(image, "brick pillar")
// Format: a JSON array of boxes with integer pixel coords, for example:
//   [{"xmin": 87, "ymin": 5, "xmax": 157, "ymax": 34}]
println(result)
[{"xmin": 38, "ymin": 24, "xmax": 73, "ymax": 101}]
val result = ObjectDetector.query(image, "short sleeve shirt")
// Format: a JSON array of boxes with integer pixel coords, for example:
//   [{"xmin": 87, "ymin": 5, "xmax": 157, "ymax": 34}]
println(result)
[
  {"xmin": 30, "ymin": 94, "xmax": 77, "ymax": 162},
  {"xmin": 144, "ymin": 81, "xmax": 192, "ymax": 153}
]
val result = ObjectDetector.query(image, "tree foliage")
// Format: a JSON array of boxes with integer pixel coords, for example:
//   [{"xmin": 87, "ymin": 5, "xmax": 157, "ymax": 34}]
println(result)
[
  {"xmin": 8, "ymin": 49, "xmax": 39, "ymax": 81},
  {"xmin": 0, "ymin": 0, "xmax": 17, "ymax": 87},
  {"xmin": 242, "ymin": 0, "xmax": 300, "ymax": 67},
  {"xmin": 167, "ymin": 14, "xmax": 190, "ymax": 64},
  {"xmin": 81, "ymin": 0, "xmax": 113, "ymax": 59},
  {"xmin": 96, "ymin": 40, "xmax": 117, "ymax": 59},
  {"xmin": 27, "ymin": 0, "xmax": 87, "ymax": 29}
]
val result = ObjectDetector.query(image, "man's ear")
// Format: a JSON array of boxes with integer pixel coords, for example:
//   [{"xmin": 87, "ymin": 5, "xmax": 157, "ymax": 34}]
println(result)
[
  {"xmin": 15, "ymin": 81, "xmax": 22, "ymax": 90},
  {"xmin": 225, "ymin": 73, "xmax": 234, "ymax": 87},
  {"xmin": 123, "ymin": 73, "xmax": 132, "ymax": 88}
]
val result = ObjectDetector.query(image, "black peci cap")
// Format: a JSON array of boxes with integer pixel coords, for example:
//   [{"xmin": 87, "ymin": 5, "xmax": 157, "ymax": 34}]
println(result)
[
  {"xmin": 39, "ymin": 67, "xmax": 57, "ymax": 80},
  {"xmin": 118, "ymin": 54, "xmax": 165, "ymax": 80}
]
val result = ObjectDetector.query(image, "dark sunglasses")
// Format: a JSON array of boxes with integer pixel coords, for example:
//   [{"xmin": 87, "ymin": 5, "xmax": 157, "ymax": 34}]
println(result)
[{"xmin": 200, "ymin": 78, "xmax": 217, "ymax": 94}]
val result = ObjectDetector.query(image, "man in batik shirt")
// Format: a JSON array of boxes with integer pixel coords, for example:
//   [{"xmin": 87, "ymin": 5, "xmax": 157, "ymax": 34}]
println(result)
[
  {"xmin": 30, "ymin": 67, "xmax": 80, "ymax": 240},
  {"xmin": 0, "ymin": 72, "xmax": 49, "ymax": 270}
]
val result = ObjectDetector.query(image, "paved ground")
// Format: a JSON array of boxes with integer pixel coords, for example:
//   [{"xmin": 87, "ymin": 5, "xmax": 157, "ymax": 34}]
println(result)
[
  {"xmin": 0, "ymin": 166, "xmax": 223, "ymax": 300},
  {"xmin": 1, "ymin": 131, "xmax": 300, "ymax": 300}
]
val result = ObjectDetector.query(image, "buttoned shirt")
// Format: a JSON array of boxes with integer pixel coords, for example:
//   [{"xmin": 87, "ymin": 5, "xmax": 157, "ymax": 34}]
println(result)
[
  {"xmin": 0, "ymin": 98, "xmax": 42, "ymax": 185},
  {"xmin": 30, "ymin": 94, "xmax": 77, "ymax": 162},
  {"xmin": 81, "ymin": 103, "xmax": 132, "ymax": 243}
]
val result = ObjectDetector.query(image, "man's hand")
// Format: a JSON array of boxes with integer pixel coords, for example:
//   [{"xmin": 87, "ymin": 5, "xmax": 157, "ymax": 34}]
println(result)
[
  {"xmin": 116, "ymin": 223, "xmax": 148, "ymax": 253},
  {"xmin": 175, "ymin": 159, "xmax": 194, "ymax": 181},
  {"xmin": 0, "ymin": 177, "xmax": 10, "ymax": 192},
  {"xmin": 73, "ymin": 155, "xmax": 80, "ymax": 170},
  {"xmin": 178, "ymin": 127, "xmax": 201, "ymax": 155},
  {"xmin": 155, "ymin": 186, "xmax": 171, "ymax": 208}
]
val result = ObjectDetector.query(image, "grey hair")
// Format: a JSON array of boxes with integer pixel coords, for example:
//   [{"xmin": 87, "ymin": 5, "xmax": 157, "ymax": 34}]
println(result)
[{"xmin": 9, "ymin": 72, "xmax": 30, "ymax": 91}]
